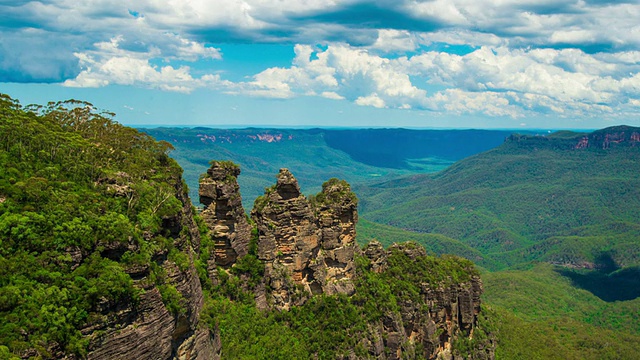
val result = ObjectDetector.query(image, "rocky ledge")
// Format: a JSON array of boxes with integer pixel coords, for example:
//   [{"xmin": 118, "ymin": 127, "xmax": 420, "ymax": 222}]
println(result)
[{"xmin": 362, "ymin": 241, "xmax": 493, "ymax": 360}]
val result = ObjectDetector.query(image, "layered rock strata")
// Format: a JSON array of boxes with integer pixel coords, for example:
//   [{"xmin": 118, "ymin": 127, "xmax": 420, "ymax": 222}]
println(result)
[
  {"xmin": 84, "ymin": 178, "xmax": 220, "ymax": 360},
  {"xmin": 362, "ymin": 241, "xmax": 494, "ymax": 360},
  {"xmin": 250, "ymin": 169, "xmax": 357, "ymax": 310},
  {"xmin": 199, "ymin": 161, "xmax": 251, "ymax": 268},
  {"xmin": 196, "ymin": 163, "xmax": 493, "ymax": 358}
]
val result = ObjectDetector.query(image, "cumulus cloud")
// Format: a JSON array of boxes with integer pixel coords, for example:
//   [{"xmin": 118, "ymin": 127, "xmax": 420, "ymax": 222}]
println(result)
[
  {"xmin": 233, "ymin": 44, "xmax": 429, "ymax": 110},
  {"xmin": 228, "ymin": 43, "xmax": 640, "ymax": 118},
  {"xmin": 2, "ymin": 0, "xmax": 640, "ymax": 120},
  {"xmin": 63, "ymin": 36, "xmax": 225, "ymax": 92}
]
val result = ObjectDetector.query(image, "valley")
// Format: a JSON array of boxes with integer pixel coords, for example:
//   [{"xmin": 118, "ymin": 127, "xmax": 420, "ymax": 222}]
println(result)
[{"xmin": 148, "ymin": 124, "xmax": 640, "ymax": 359}]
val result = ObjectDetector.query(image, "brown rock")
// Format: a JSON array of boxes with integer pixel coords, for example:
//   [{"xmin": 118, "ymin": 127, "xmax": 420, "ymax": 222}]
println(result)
[
  {"xmin": 86, "ymin": 177, "xmax": 220, "ymax": 360},
  {"xmin": 363, "ymin": 240, "xmax": 387, "ymax": 273},
  {"xmin": 360, "ymin": 245, "xmax": 494, "ymax": 360},
  {"xmin": 250, "ymin": 170, "xmax": 358, "ymax": 310},
  {"xmin": 199, "ymin": 161, "xmax": 251, "ymax": 268}
]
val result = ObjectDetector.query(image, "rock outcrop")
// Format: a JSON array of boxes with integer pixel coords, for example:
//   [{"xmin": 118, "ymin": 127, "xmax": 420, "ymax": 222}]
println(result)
[
  {"xmin": 361, "ymin": 242, "xmax": 494, "ymax": 360},
  {"xmin": 85, "ymin": 178, "xmax": 220, "ymax": 360},
  {"xmin": 199, "ymin": 161, "xmax": 251, "ymax": 269},
  {"xmin": 250, "ymin": 169, "xmax": 357, "ymax": 310},
  {"xmin": 196, "ymin": 163, "xmax": 493, "ymax": 358}
]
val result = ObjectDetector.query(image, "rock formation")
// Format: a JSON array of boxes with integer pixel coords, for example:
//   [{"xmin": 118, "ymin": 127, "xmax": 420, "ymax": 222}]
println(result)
[
  {"xmin": 199, "ymin": 161, "xmax": 251, "ymax": 268},
  {"xmin": 362, "ymin": 242, "xmax": 494, "ymax": 360},
  {"xmin": 196, "ymin": 163, "xmax": 493, "ymax": 358},
  {"xmin": 250, "ymin": 169, "xmax": 357, "ymax": 310}
]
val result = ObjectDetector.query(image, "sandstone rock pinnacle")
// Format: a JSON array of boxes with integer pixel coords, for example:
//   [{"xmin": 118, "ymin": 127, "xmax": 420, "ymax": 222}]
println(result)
[
  {"xmin": 199, "ymin": 161, "xmax": 251, "ymax": 268},
  {"xmin": 251, "ymin": 169, "xmax": 358, "ymax": 310}
]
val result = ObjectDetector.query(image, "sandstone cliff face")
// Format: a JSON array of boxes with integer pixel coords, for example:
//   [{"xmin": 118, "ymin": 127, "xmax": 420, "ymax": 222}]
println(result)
[
  {"xmin": 250, "ymin": 169, "xmax": 357, "ymax": 310},
  {"xmin": 198, "ymin": 161, "xmax": 251, "ymax": 269},
  {"xmin": 362, "ymin": 241, "xmax": 494, "ymax": 360},
  {"xmin": 84, "ymin": 178, "xmax": 220, "ymax": 360},
  {"xmin": 574, "ymin": 127, "xmax": 640, "ymax": 149}
]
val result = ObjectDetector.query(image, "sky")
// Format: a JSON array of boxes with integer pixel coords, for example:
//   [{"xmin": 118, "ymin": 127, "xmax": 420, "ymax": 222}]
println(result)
[{"xmin": 1, "ymin": 0, "xmax": 640, "ymax": 129}]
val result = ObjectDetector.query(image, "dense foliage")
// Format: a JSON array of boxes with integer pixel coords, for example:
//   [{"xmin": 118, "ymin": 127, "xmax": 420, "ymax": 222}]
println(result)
[
  {"xmin": 202, "ymin": 245, "xmax": 480, "ymax": 359},
  {"xmin": 482, "ymin": 264, "xmax": 640, "ymax": 359},
  {"xmin": 358, "ymin": 130, "xmax": 640, "ymax": 271},
  {"xmin": 0, "ymin": 94, "xmax": 187, "ymax": 357},
  {"xmin": 354, "ymin": 130, "xmax": 640, "ymax": 359}
]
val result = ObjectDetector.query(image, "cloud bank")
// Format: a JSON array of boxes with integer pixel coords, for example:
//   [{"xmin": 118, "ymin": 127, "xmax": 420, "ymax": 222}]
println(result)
[{"xmin": 1, "ymin": 0, "xmax": 640, "ymax": 119}]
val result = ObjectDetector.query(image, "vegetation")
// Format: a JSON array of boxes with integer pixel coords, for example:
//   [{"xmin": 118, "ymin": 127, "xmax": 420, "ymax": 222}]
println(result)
[
  {"xmin": 0, "ymin": 94, "xmax": 190, "ymax": 356},
  {"xmin": 481, "ymin": 264, "xmax": 640, "ymax": 359},
  {"xmin": 310, "ymin": 178, "xmax": 358, "ymax": 207},
  {"xmin": 357, "ymin": 218, "xmax": 485, "ymax": 264},
  {"xmin": 4, "ymin": 92, "xmax": 640, "ymax": 358},
  {"xmin": 358, "ymin": 130, "xmax": 640, "ymax": 271},
  {"xmin": 202, "ymin": 243, "xmax": 479, "ymax": 359}
]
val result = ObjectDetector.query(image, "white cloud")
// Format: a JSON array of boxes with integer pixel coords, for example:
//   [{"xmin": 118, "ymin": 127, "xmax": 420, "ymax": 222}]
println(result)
[
  {"xmin": 63, "ymin": 36, "xmax": 224, "ymax": 92},
  {"xmin": 403, "ymin": 0, "xmax": 468, "ymax": 26},
  {"xmin": 3, "ymin": 0, "xmax": 640, "ymax": 121},
  {"xmin": 234, "ymin": 44, "xmax": 430, "ymax": 110},
  {"xmin": 355, "ymin": 94, "xmax": 386, "ymax": 108},
  {"xmin": 321, "ymin": 91, "xmax": 345, "ymax": 100},
  {"xmin": 368, "ymin": 30, "xmax": 418, "ymax": 53},
  {"xmin": 227, "ymin": 42, "xmax": 640, "ymax": 118},
  {"xmin": 429, "ymin": 89, "xmax": 523, "ymax": 117}
]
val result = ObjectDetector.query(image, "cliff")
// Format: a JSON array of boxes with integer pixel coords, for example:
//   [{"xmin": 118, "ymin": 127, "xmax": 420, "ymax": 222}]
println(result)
[
  {"xmin": 251, "ymin": 169, "xmax": 357, "ymax": 310},
  {"xmin": 361, "ymin": 241, "xmax": 493, "ymax": 360},
  {"xmin": 505, "ymin": 125, "xmax": 640, "ymax": 151},
  {"xmin": 83, "ymin": 179, "xmax": 220, "ymax": 360},
  {"xmin": 0, "ymin": 96, "xmax": 219, "ymax": 359}
]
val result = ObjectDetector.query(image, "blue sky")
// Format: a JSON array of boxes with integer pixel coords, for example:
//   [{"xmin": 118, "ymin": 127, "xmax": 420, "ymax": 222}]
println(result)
[{"xmin": 1, "ymin": 1, "xmax": 640, "ymax": 129}]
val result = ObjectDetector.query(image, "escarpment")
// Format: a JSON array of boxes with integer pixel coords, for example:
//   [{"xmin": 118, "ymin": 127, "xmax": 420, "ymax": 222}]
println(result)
[
  {"xmin": 362, "ymin": 241, "xmax": 493, "ymax": 360},
  {"xmin": 0, "ymin": 96, "xmax": 224, "ymax": 360}
]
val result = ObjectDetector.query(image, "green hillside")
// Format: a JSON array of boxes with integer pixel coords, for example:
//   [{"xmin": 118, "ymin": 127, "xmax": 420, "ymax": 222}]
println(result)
[
  {"xmin": 358, "ymin": 128, "xmax": 640, "ymax": 270},
  {"xmin": 482, "ymin": 264, "xmax": 640, "ymax": 359},
  {"xmin": 356, "ymin": 128, "xmax": 640, "ymax": 359},
  {"xmin": 356, "ymin": 219, "xmax": 486, "ymax": 265},
  {"xmin": 0, "ymin": 95, "xmax": 191, "ymax": 356}
]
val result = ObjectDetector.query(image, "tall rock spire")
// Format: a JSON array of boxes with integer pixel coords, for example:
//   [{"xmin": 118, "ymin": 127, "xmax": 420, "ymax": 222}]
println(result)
[
  {"xmin": 199, "ymin": 161, "xmax": 251, "ymax": 268},
  {"xmin": 251, "ymin": 169, "xmax": 357, "ymax": 310}
]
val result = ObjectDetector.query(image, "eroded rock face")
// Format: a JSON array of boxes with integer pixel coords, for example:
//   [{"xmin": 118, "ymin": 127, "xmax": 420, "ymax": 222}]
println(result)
[
  {"xmin": 362, "ymin": 243, "xmax": 494, "ymax": 360},
  {"xmin": 199, "ymin": 161, "xmax": 251, "ymax": 268},
  {"xmin": 86, "ymin": 179, "xmax": 220, "ymax": 360},
  {"xmin": 195, "ymin": 163, "xmax": 492, "ymax": 359},
  {"xmin": 251, "ymin": 169, "xmax": 357, "ymax": 310}
]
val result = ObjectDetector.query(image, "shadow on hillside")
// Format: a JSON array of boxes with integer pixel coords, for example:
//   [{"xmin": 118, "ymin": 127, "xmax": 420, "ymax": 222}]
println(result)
[{"xmin": 556, "ymin": 253, "xmax": 640, "ymax": 302}]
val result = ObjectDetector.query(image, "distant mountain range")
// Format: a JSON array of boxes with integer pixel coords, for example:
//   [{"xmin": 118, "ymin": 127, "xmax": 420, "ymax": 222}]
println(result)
[{"xmin": 142, "ymin": 127, "xmax": 526, "ymax": 206}]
